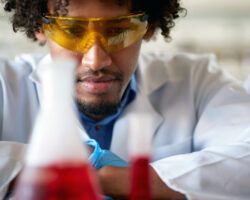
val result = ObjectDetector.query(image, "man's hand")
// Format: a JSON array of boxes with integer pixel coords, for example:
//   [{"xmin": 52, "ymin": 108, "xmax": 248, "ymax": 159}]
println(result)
[
  {"xmin": 86, "ymin": 140, "xmax": 185, "ymax": 199},
  {"xmin": 86, "ymin": 139, "xmax": 128, "ymax": 169},
  {"xmin": 97, "ymin": 166, "xmax": 185, "ymax": 200}
]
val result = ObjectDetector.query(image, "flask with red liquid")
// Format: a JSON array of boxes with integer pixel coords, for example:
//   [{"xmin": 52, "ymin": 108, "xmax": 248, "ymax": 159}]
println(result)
[
  {"xmin": 128, "ymin": 106, "xmax": 153, "ymax": 200},
  {"xmin": 14, "ymin": 59, "xmax": 102, "ymax": 200}
]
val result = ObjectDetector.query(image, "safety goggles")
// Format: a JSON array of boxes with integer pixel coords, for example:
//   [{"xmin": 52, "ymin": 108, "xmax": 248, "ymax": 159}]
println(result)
[{"xmin": 42, "ymin": 13, "xmax": 148, "ymax": 53}]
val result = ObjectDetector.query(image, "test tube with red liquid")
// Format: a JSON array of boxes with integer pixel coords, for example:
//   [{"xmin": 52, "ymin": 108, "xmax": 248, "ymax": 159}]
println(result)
[
  {"xmin": 14, "ymin": 59, "xmax": 102, "ymax": 200},
  {"xmin": 128, "ymin": 109, "xmax": 153, "ymax": 200}
]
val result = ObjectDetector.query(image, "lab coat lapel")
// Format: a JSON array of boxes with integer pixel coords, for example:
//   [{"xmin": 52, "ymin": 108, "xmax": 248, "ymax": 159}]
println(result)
[
  {"xmin": 110, "ymin": 53, "xmax": 169, "ymax": 160},
  {"xmin": 137, "ymin": 52, "xmax": 174, "ymax": 95},
  {"xmin": 110, "ymin": 90, "xmax": 164, "ymax": 161}
]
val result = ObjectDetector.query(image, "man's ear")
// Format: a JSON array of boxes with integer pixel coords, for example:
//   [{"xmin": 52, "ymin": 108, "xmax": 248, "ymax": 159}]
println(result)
[
  {"xmin": 143, "ymin": 23, "xmax": 156, "ymax": 41},
  {"xmin": 35, "ymin": 29, "xmax": 47, "ymax": 44}
]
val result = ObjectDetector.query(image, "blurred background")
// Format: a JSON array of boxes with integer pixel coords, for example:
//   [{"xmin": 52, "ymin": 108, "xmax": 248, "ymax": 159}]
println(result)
[{"xmin": 0, "ymin": 0, "xmax": 250, "ymax": 80}]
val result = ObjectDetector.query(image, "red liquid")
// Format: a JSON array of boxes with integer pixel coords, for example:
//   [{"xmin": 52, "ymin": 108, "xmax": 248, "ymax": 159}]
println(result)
[
  {"xmin": 14, "ymin": 163, "xmax": 102, "ymax": 200},
  {"xmin": 129, "ymin": 156, "xmax": 151, "ymax": 200}
]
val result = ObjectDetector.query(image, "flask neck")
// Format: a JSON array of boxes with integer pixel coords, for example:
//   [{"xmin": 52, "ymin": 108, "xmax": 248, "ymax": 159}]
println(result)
[
  {"xmin": 40, "ymin": 60, "xmax": 75, "ymax": 109},
  {"xmin": 26, "ymin": 59, "xmax": 89, "ymax": 167}
]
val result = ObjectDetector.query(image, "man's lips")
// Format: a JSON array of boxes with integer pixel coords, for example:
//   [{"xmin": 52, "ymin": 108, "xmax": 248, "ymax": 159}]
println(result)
[
  {"xmin": 77, "ymin": 76, "xmax": 119, "ymax": 94},
  {"xmin": 77, "ymin": 75, "xmax": 117, "ymax": 82}
]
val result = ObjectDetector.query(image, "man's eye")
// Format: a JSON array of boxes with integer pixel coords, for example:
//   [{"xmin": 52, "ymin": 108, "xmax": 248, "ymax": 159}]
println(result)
[
  {"xmin": 106, "ymin": 27, "xmax": 128, "ymax": 36},
  {"xmin": 63, "ymin": 27, "xmax": 85, "ymax": 37}
]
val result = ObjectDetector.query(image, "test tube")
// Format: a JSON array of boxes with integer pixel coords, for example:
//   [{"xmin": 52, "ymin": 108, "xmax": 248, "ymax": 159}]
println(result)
[{"xmin": 128, "ymin": 106, "xmax": 153, "ymax": 200}]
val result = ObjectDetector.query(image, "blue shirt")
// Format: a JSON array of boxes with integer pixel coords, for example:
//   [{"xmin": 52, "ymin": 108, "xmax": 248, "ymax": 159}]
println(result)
[{"xmin": 79, "ymin": 74, "xmax": 137, "ymax": 149}]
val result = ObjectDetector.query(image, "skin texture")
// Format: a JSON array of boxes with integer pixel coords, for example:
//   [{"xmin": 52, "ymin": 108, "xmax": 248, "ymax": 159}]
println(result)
[{"xmin": 25, "ymin": 0, "xmax": 185, "ymax": 199}]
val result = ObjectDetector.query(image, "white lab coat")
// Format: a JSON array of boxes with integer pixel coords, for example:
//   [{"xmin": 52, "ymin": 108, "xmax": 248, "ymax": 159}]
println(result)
[{"xmin": 0, "ymin": 52, "xmax": 250, "ymax": 199}]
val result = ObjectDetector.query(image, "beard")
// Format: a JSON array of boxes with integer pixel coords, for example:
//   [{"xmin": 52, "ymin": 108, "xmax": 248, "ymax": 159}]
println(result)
[
  {"xmin": 76, "ymin": 98, "xmax": 119, "ymax": 119},
  {"xmin": 75, "ymin": 68, "xmax": 125, "ymax": 119}
]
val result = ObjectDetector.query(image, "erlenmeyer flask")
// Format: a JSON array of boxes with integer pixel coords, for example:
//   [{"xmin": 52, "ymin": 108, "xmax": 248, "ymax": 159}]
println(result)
[{"xmin": 14, "ymin": 59, "xmax": 102, "ymax": 200}]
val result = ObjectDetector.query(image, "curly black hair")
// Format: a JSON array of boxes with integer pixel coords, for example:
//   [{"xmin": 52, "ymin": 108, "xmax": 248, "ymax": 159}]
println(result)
[{"xmin": 2, "ymin": 0, "xmax": 185, "ymax": 42}]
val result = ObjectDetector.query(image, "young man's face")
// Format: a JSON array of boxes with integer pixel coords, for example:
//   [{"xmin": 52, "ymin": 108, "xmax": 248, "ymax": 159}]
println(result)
[{"xmin": 44, "ymin": 0, "xmax": 143, "ymax": 120}]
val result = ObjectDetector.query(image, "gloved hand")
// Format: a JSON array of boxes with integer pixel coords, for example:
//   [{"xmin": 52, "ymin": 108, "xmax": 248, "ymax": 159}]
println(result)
[
  {"xmin": 85, "ymin": 139, "xmax": 128, "ymax": 170},
  {"xmin": 85, "ymin": 139, "xmax": 128, "ymax": 200}
]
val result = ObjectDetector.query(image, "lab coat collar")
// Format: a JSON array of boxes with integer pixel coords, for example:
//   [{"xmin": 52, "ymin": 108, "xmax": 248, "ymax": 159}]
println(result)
[
  {"xmin": 137, "ymin": 52, "xmax": 184, "ymax": 96},
  {"xmin": 137, "ymin": 53, "xmax": 168, "ymax": 95}
]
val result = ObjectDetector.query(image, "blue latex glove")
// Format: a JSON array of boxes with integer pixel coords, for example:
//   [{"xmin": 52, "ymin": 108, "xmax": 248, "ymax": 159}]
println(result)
[
  {"xmin": 86, "ymin": 139, "xmax": 128, "ymax": 170},
  {"xmin": 85, "ymin": 139, "xmax": 128, "ymax": 200}
]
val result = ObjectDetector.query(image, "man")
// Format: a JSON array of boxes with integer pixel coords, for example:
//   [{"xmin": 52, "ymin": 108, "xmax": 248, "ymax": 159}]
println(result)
[{"xmin": 1, "ymin": 0, "xmax": 250, "ymax": 199}]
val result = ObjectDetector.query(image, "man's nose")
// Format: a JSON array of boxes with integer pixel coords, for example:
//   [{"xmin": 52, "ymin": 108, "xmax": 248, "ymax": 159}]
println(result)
[{"xmin": 81, "ymin": 43, "xmax": 112, "ymax": 71}]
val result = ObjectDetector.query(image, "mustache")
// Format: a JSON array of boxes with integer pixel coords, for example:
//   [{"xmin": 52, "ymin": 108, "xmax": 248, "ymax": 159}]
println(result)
[{"xmin": 76, "ymin": 68, "xmax": 123, "ymax": 82}]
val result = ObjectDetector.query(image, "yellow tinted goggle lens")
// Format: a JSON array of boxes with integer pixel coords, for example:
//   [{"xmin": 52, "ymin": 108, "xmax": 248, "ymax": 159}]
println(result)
[{"xmin": 42, "ymin": 13, "xmax": 148, "ymax": 53}]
